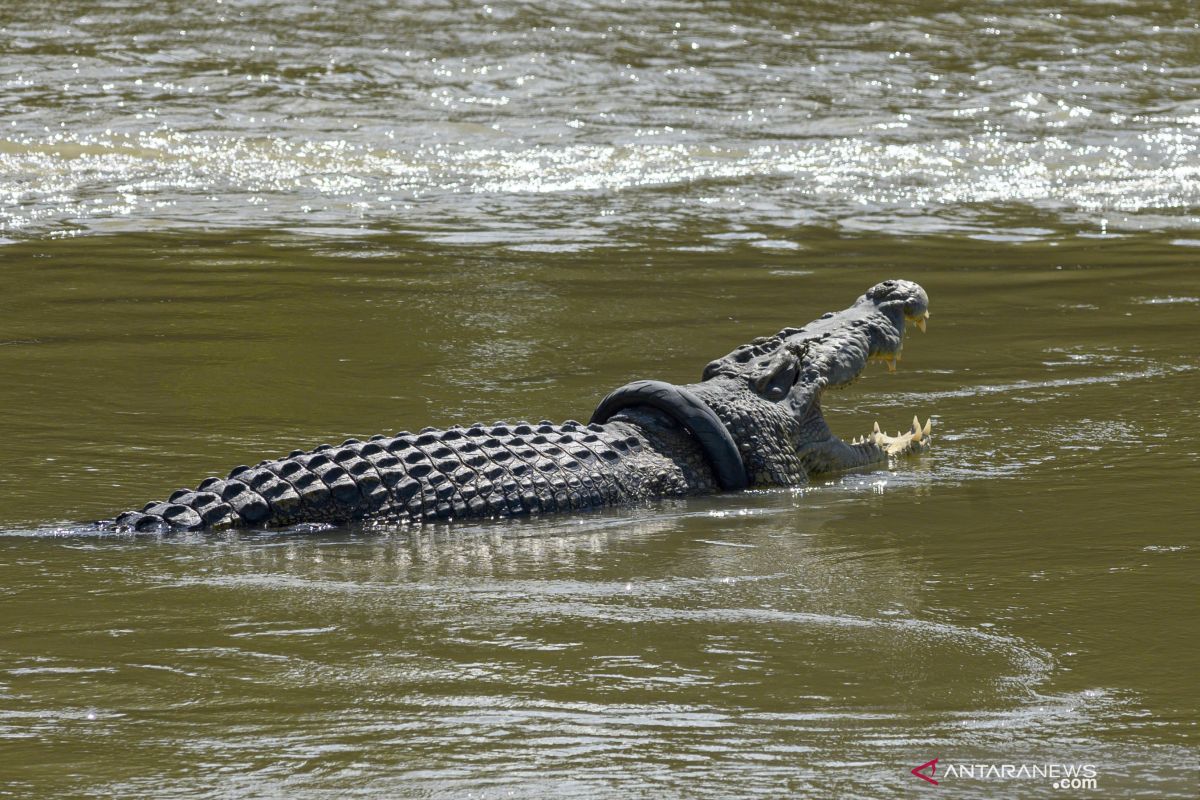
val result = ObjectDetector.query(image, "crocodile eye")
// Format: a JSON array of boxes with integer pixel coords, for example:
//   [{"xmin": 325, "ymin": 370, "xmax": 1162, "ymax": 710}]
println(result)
[{"xmin": 767, "ymin": 386, "xmax": 786, "ymax": 400}]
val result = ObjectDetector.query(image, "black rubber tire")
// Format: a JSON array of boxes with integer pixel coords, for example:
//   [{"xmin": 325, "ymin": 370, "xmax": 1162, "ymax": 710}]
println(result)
[{"xmin": 590, "ymin": 379, "xmax": 749, "ymax": 491}]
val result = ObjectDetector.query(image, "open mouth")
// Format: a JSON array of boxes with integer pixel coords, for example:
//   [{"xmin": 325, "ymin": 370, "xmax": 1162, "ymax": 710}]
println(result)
[
  {"xmin": 777, "ymin": 285, "xmax": 934, "ymax": 471},
  {"xmin": 852, "ymin": 308, "xmax": 934, "ymax": 458}
]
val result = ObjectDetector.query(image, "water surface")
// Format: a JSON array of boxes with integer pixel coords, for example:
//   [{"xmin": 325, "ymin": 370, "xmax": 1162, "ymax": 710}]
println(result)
[{"xmin": 1, "ymin": 1, "xmax": 1198, "ymax": 797}]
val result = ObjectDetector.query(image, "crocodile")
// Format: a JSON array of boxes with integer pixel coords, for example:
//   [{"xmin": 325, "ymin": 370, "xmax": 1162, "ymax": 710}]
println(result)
[{"xmin": 103, "ymin": 279, "xmax": 933, "ymax": 532}]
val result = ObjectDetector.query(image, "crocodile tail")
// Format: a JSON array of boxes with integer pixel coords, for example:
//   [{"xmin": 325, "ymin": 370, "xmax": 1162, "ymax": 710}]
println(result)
[{"xmin": 102, "ymin": 421, "xmax": 636, "ymax": 532}]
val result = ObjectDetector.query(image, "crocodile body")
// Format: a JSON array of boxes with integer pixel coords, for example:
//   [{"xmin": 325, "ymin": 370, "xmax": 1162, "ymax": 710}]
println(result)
[{"xmin": 105, "ymin": 279, "xmax": 933, "ymax": 532}]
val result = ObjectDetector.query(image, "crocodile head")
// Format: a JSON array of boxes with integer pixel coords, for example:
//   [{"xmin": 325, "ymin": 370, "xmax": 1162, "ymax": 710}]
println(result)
[{"xmin": 696, "ymin": 279, "xmax": 933, "ymax": 481}]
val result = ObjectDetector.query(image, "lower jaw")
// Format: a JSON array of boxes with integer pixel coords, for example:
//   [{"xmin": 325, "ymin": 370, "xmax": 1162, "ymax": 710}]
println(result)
[
  {"xmin": 849, "ymin": 416, "xmax": 933, "ymax": 456},
  {"xmin": 797, "ymin": 415, "xmax": 933, "ymax": 477}
]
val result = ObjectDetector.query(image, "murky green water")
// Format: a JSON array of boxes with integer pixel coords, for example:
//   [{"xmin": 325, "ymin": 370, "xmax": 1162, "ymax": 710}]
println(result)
[{"xmin": 2, "ymin": 2, "xmax": 1199, "ymax": 797}]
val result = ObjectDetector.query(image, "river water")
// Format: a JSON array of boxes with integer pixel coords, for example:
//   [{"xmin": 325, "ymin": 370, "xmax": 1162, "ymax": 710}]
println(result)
[{"xmin": 2, "ymin": 2, "xmax": 1198, "ymax": 797}]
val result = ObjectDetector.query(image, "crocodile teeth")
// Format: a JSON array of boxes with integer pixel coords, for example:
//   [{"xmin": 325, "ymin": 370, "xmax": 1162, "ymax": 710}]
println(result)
[
  {"xmin": 915, "ymin": 318, "xmax": 926, "ymax": 333},
  {"xmin": 886, "ymin": 357, "xmax": 896, "ymax": 373},
  {"xmin": 861, "ymin": 415, "xmax": 934, "ymax": 456},
  {"xmin": 873, "ymin": 429, "xmax": 911, "ymax": 455}
]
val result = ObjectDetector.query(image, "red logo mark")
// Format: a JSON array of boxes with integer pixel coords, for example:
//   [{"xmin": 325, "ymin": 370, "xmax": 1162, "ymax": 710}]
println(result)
[{"xmin": 911, "ymin": 758, "xmax": 939, "ymax": 786}]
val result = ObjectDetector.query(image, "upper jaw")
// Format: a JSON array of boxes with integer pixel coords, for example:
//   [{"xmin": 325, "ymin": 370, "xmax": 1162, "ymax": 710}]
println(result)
[{"xmin": 700, "ymin": 279, "xmax": 930, "ymax": 402}]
